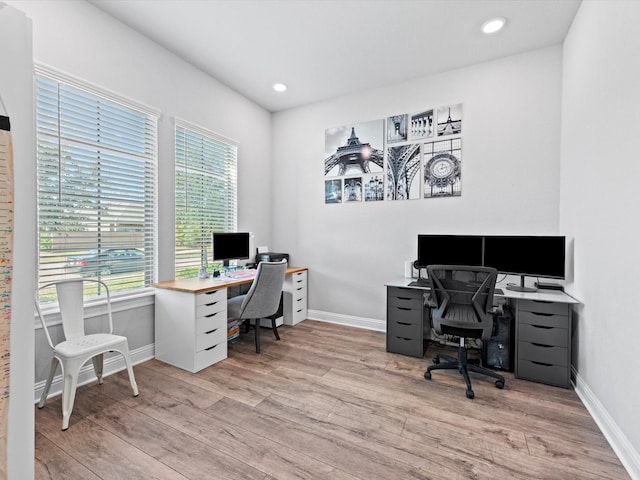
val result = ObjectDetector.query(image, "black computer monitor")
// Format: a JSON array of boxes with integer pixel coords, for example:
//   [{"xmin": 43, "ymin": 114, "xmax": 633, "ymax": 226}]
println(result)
[
  {"xmin": 212, "ymin": 232, "xmax": 250, "ymax": 266},
  {"xmin": 483, "ymin": 235, "xmax": 565, "ymax": 292},
  {"xmin": 416, "ymin": 234, "xmax": 484, "ymax": 269}
]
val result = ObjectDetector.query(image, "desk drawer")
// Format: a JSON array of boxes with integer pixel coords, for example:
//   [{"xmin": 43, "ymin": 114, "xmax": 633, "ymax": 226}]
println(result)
[
  {"xmin": 196, "ymin": 312, "xmax": 226, "ymax": 336},
  {"xmin": 285, "ymin": 271, "xmax": 307, "ymax": 291},
  {"xmin": 387, "ymin": 335, "xmax": 423, "ymax": 358},
  {"xmin": 517, "ymin": 358, "xmax": 569, "ymax": 387},
  {"xmin": 387, "ymin": 318, "xmax": 422, "ymax": 339},
  {"xmin": 196, "ymin": 289, "xmax": 226, "ymax": 306},
  {"xmin": 519, "ymin": 299, "xmax": 568, "ymax": 315},
  {"xmin": 387, "ymin": 305, "xmax": 422, "ymax": 326},
  {"xmin": 388, "ymin": 294, "xmax": 423, "ymax": 310},
  {"xmin": 519, "ymin": 311, "xmax": 569, "ymax": 329},
  {"xmin": 519, "ymin": 323, "xmax": 568, "ymax": 347},
  {"xmin": 194, "ymin": 342, "xmax": 227, "ymax": 372},
  {"xmin": 196, "ymin": 326, "xmax": 226, "ymax": 351},
  {"xmin": 196, "ymin": 299, "xmax": 225, "ymax": 319},
  {"xmin": 518, "ymin": 341, "xmax": 568, "ymax": 366}
]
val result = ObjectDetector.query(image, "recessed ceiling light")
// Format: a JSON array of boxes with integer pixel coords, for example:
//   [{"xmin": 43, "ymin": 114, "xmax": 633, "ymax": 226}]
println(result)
[
  {"xmin": 481, "ymin": 17, "xmax": 506, "ymax": 34},
  {"xmin": 273, "ymin": 83, "xmax": 288, "ymax": 93}
]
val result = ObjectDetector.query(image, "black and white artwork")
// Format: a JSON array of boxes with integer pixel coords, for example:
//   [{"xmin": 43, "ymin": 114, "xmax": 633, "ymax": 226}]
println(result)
[
  {"xmin": 410, "ymin": 110, "xmax": 434, "ymax": 140},
  {"xmin": 325, "ymin": 179, "xmax": 342, "ymax": 204},
  {"xmin": 343, "ymin": 177, "xmax": 363, "ymax": 202},
  {"xmin": 363, "ymin": 175, "xmax": 384, "ymax": 202},
  {"xmin": 387, "ymin": 114, "xmax": 408, "ymax": 143},
  {"xmin": 423, "ymin": 138, "xmax": 462, "ymax": 198},
  {"xmin": 386, "ymin": 144, "xmax": 421, "ymax": 200},
  {"xmin": 437, "ymin": 104, "xmax": 462, "ymax": 136},
  {"xmin": 325, "ymin": 120, "xmax": 384, "ymax": 177}
]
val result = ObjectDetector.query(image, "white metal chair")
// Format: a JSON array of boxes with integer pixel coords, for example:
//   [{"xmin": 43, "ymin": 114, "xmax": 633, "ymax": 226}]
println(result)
[{"xmin": 35, "ymin": 278, "xmax": 139, "ymax": 430}]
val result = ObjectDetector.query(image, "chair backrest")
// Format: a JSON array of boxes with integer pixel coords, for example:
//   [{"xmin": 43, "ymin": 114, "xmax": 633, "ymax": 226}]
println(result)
[
  {"xmin": 238, "ymin": 260, "xmax": 287, "ymax": 320},
  {"xmin": 35, "ymin": 278, "xmax": 113, "ymax": 348},
  {"xmin": 426, "ymin": 265, "xmax": 497, "ymax": 341}
]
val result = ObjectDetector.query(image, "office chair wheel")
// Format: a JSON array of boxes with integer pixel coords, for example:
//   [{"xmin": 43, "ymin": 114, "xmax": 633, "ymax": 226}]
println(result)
[
  {"xmin": 432, "ymin": 357, "xmax": 440, "ymax": 365},
  {"xmin": 495, "ymin": 380, "xmax": 505, "ymax": 389},
  {"xmin": 424, "ymin": 371, "xmax": 432, "ymax": 380},
  {"xmin": 466, "ymin": 389, "xmax": 475, "ymax": 399}
]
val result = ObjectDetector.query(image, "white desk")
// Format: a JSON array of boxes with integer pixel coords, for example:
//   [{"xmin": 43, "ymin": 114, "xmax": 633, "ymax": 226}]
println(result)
[
  {"xmin": 154, "ymin": 267, "xmax": 308, "ymax": 372},
  {"xmin": 386, "ymin": 277, "xmax": 580, "ymax": 387}
]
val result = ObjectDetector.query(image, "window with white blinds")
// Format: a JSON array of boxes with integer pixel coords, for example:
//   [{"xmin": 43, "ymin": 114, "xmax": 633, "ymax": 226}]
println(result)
[
  {"xmin": 35, "ymin": 68, "xmax": 158, "ymax": 299},
  {"xmin": 175, "ymin": 122, "xmax": 238, "ymax": 277}
]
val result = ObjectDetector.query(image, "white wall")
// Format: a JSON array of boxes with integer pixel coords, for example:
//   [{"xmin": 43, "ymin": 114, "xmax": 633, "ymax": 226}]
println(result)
[
  {"xmin": 272, "ymin": 46, "xmax": 563, "ymax": 325},
  {"xmin": 560, "ymin": 1, "xmax": 640, "ymax": 476},
  {"xmin": 0, "ymin": 4, "xmax": 35, "ymax": 479}
]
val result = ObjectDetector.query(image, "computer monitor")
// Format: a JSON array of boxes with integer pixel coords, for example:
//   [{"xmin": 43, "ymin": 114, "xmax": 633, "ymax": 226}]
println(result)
[
  {"xmin": 212, "ymin": 232, "xmax": 250, "ymax": 267},
  {"xmin": 483, "ymin": 235, "xmax": 565, "ymax": 292},
  {"xmin": 416, "ymin": 234, "xmax": 484, "ymax": 269}
]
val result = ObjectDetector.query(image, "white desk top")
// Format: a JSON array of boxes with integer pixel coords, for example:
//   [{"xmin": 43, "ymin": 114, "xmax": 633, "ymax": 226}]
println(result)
[{"xmin": 386, "ymin": 277, "xmax": 580, "ymax": 304}]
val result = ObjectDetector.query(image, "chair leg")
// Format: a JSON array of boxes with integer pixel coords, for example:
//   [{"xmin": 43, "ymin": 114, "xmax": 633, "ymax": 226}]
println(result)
[
  {"xmin": 271, "ymin": 317, "xmax": 280, "ymax": 341},
  {"xmin": 60, "ymin": 359, "xmax": 83, "ymax": 431},
  {"xmin": 92, "ymin": 353, "xmax": 104, "ymax": 385},
  {"xmin": 38, "ymin": 357, "xmax": 59, "ymax": 409},
  {"xmin": 254, "ymin": 319, "xmax": 261, "ymax": 353},
  {"xmin": 120, "ymin": 346, "xmax": 139, "ymax": 397}
]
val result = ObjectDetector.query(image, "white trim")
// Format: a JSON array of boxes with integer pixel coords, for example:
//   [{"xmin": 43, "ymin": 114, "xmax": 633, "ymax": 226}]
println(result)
[
  {"xmin": 573, "ymin": 367, "xmax": 640, "ymax": 480},
  {"xmin": 307, "ymin": 309, "xmax": 386, "ymax": 332},
  {"xmin": 34, "ymin": 288, "xmax": 155, "ymax": 329},
  {"xmin": 34, "ymin": 343, "xmax": 155, "ymax": 404},
  {"xmin": 34, "ymin": 62, "xmax": 161, "ymax": 117},
  {"xmin": 174, "ymin": 117, "xmax": 240, "ymax": 147}
]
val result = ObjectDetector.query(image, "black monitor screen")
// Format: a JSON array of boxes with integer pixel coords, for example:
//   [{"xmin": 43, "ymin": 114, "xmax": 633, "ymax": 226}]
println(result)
[
  {"xmin": 483, "ymin": 235, "xmax": 565, "ymax": 279},
  {"xmin": 212, "ymin": 232, "xmax": 250, "ymax": 262},
  {"xmin": 417, "ymin": 234, "xmax": 484, "ymax": 268}
]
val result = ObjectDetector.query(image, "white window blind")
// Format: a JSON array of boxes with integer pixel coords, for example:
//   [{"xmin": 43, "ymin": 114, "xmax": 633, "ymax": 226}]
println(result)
[
  {"xmin": 35, "ymin": 68, "xmax": 158, "ymax": 299},
  {"xmin": 175, "ymin": 122, "xmax": 237, "ymax": 277}
]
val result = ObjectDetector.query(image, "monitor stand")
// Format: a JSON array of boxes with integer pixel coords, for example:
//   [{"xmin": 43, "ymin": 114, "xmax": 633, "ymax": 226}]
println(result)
[{"xmin": 506, "ymin": 275, "xmax": 537, "ymax": 293}]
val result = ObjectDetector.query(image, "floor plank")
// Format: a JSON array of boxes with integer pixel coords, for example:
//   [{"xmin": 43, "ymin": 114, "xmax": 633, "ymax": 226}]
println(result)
[{"xmin": 35, "ymin": 320, "xmax": 630, "ymax": 479}]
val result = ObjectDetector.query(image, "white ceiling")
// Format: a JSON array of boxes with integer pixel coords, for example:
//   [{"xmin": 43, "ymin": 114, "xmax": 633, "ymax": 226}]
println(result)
[{"xmin": 89, "ymin": 0, "xmax": 581, "ymax": 112}]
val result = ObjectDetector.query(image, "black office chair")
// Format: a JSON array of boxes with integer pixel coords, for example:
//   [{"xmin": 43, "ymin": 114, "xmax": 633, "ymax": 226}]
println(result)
[{"xmin": 423, "ymin": 265, "xmax": 505, "ymax": 399}]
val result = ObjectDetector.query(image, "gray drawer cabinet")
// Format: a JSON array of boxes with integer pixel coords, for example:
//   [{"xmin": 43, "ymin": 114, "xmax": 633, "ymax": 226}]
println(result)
[
  {"xmin": 386, "ymin": 286, "xmax": 426, "ymax": 358},
  {"xmin": 515, "ymin": 299, "xmax": 571, "ymax": 388}
]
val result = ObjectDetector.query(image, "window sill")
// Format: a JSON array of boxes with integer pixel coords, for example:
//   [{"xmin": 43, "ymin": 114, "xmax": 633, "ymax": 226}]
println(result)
[{"xmin": 34, "ymin": 288, "xmax": 156, "ymax": 329}]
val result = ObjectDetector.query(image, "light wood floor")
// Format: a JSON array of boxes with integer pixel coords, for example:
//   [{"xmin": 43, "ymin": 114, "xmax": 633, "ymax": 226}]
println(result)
[{"xmin": 35, "ymin": 320, "xmax": 629, "ymax": 480}]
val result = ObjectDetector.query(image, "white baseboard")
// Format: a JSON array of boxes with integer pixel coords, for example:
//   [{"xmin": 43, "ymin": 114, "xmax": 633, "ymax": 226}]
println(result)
[
  {"xmin": 34, "ymin": 344, "xmax": 155, "ymax": 404},
  {"xmin": 573, "ymin": 367, "xmax": 640, "ymax": 480},
  {"xmin": 307, "ymin": 309, "xmax": 385, "ymax": 332}
]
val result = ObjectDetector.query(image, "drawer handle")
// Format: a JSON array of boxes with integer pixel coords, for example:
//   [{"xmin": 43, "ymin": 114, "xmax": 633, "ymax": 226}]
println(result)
[
  {"xmin": 296, "ymin": 308, "xmax": 303, "ymax": 313},
  {"xmin": 396, "ymin": 307, "xmax": 411, "ymax": 311},
  {"xmin": 396, "ymin": 337, "xmax": 412, "ymax": 341},
  {"xmin": 296, "ymin": 280, "xmax": 303, "ymax": 283},
  {"xmin": 531, "ymin": 342, "xmax": 552, "ymax": 348},
  {"xmin": 531, "ymin": 325, "xmax": 553, "ymax": 330},
  {"xmin": 205, "ymin": 344, "xmax": 218, "ymax": 351},
  {"xmin": 397, "ymin": 296, "xmax": 413, "ymax": 301},
  {"xmin": 205, "ymin": 312, "xmax": 219, "ymax": 318},
  {"xmin": 531, "ymin": 312, "xmax": 553, "ymax": 317},
  {"xmin": 205, "ymin": 301, "xmax": 219, "ymax": 307},
  {"xmin": 205, "ymin": 291, "xmax": 218, "ymax": 296},
  {"xmin": 296, "ymin": 287, "xmax": 303, "ymax": 291},
  {"xmin": 397, "ymin": 321, "xmax": 411, "ymax": 326},
  {"xmin": 531, "ymin": 360, "xmax": 553, "ymax": 367},
  {"xmin": 296, "ymin": 298, "xmax": 303, "ymax": 302},
  {"xmin": 205, "ymin": 328, "xmax": 218, "ymax": 335}
]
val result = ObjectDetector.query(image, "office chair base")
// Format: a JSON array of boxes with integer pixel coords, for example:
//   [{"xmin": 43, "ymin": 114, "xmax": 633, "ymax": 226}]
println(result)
[{"xmin": 424, "ymin": 345, "xmax": 505, "ymax": 399}]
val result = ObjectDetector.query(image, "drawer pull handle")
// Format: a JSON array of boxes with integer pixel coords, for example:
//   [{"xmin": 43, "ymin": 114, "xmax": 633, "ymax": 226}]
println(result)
[
  {"xmin": 205, "ymin": 301, "xmax": 218, "ymax": 307},
  {"xmin": 531, "ymin": 325, "xmax": 553, "ymax": 330},
  {"xmin": 296, "ymin": 308, "xmax": 303, "ymax": 313},
  {"xmin": 205, "ymin": 312, "xmax": 219, "ymax": 318},
  {"xmin": 396, "ymin": 307, "xmax": 411, "ymax": 311},
  {"xmin": 397, "ymin": 321, "xmax": 411, "ymax": 326},
  {"xmin": 531, "ymin": 312, "xmax": 553, "ymax": 317},
  {"xmin": 531, "ymin": 342, "xmax": 552, "ymax": 348},
  {"xmin": 396, "ymin": 337, "xmax": 411, "ymax": 341},
  {"xmin": 397, "ymin": 296, "xmax": 412, "ymax": 301},
  {"xmin": 205, "ymin": 328, "xmax": 218, "ymax": 335},
  {"xmin": 296, "ymin": 298, "xmax": 303, "ymax": 302},
  {"xmin": 296, "ymin": 287, "xmax": 303, "ymax": 291},
  {"xmin": 205, "ymin": 291, "xmax": 218, "ymax": 296},
  {"xmin": 205, "ymin": 344, "xmax": 218, "ymax": 351},
  {"xmin": 531, "ymin": 360, "xmax": 553, "ymax": 367}
]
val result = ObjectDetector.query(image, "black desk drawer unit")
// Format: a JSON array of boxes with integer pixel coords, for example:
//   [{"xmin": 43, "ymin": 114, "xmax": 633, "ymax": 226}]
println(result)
[
  {"xmin": 386, "ymin": 286, "xmax": 425, "ymax": 358},
  {"xmin": 515, "ymin": 299, "xmax": 571, "ymax": 388}
]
